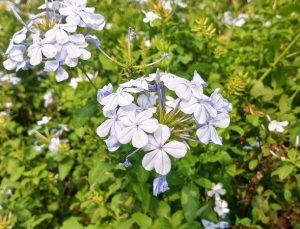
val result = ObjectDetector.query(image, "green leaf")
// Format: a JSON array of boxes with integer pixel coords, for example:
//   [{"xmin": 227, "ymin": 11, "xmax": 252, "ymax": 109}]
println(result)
[
  {"xmin": 58, "ymin": 157, "xmax": 74, "ymax": 180},
  {"xmin": 228, "ymin": 125, "xmax": 244, "ymax": 135},
  {"xmin": 88, "ymin": 161, "xmax": 112, "ymax": 185},
  {"xmin": 73, "ymin": 99, "xmax": 97, "ymax": 127},
  {"xmin": 196, "ymin": 202, "xmax": 218, "ymax": 222},
  {"xmin": 60, "ymin": 217, "xmax": 84, "ymax": 229},
  {"xmin": 194, "ymin": 177, "xmax": 212, "ymax": 189},
  {"xmin": 249, "ymin": 159, "xmax": 258, "ymax": 170},
  {"xmin": 250, "ymin": 81, "xmax": 264, "ymax": 98},
  {"xmin": 132, "ymin": 212, "xmax": 152, "ymax": 229},
  {"xmin": 156, "ymin": 202, "xmax": 171, "ymax": 218},
  {"xmin": 246, "ymin": 115, "xmax": 260, "ymax": 127},
  {"xmin": 181, "ymin": 183, "xmax": 199, "ymax": 222},
  {"xmin": 271, "ymin": 164, "xmax": 294, "ymax": 181},
  {"xmin": 236, "ymin": 217, "xmax": 252, "ymax": 226}
]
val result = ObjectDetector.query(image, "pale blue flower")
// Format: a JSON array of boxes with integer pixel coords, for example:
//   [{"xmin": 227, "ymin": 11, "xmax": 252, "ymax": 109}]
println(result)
[
  {"xmin": 201, "ymin": 220, "xmax": 229, "ymax": 229},
  {"xmin": 104, "ymin": 135, "xmax": 121, "ymax": 152},
  {"xmin": 153, "ymin": 175, "xmax": 169, "ymax": 196},
  {"xmin": 97, "ymin": 83, "xmax": 113, "ymax": 103},
  {"xmin": 196, "ymin": 113, "xmax": 230, "ymax": 145},
  {"xmin": 120, "ymin": 159, "xmax": 132, "ymax": 168}
]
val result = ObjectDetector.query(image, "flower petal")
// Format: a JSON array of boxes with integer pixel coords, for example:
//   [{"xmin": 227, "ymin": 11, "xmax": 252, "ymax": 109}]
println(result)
[
  {"xmin": 117, "ymin": 92, "xmax": 134, "ymax": 106},
  {"xmin": 96, "ymin": 119, "xmax": 113, "ymax": 137},
  {"xmin": 56, "ymin": 67, "xmax": 69, "ymax": 82},
  {"xmin": 153, "ymin": 125, "xmax": 170, "ymax": 145},
  {"xmin": 211, "ymin": 113, "xmax": 230, "ymax": 128},
  {"xmin": 142, "ymin": 149, "xmax": 159, "ymax": 171},
  {"xmin": 163, "ymin": 141, "xmax": 187, "ymax": 158},
  {"xmin": 196, "ymin": 125, "xmax": 210, "ymax": 144},
  {"xmin": 117, "ymin": 126, "xmax": 134, "ymax": 144},
  {"xmin": 139, "ymin": 118, "xmax": 159, "ymax": 133},
  {"xmin": 155, "ymin": 151, "xmax": 171, "ymax": 175},
  {"xmin": 132, "ymin": 128, "xmax": 148, "ymax": 148}
]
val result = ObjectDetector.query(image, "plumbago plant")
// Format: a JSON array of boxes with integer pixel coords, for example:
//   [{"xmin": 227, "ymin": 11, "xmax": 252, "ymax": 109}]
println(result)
[
  {"xmin": 0, "ymin": 0, "xmax": 300, "ymax": 228},
  {"xmin": 96, "ymin": 70, "xmax": 231, "ymax": 196}
]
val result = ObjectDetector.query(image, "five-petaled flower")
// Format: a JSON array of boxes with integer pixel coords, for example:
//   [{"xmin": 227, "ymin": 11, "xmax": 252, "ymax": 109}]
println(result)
[{"xmin": 142, "ymin": 125, "xmax": 187, "ymax": 175}]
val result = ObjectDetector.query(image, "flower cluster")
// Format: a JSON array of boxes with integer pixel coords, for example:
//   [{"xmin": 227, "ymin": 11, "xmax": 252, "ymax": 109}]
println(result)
[
  {"xmin": 29, "ymin": 117, "xmax": 69, "ymax": 155},
  {"xmin": 3, "ymin": 0, "xmax": 105, "ymax": 82},
  {"xmin": 96, "ymin": 70, "xmax": 231, "ymax": 195},
  {"xmin": 202, "ymin": 183, "xmax": 229, "ymax": 229}
]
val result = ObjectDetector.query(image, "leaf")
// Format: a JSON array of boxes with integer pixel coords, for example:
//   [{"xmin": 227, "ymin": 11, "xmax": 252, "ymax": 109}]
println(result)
[
  {"xmin": 250, "ymin": 81, "xmax": 264, "ymax": 98},
  {"xmin": 60, "ymin": 217, "xmax": 84, "ymax": 229},
  {"xmin": 58, "ymin": 157, "xmax": 74, "ymax": 180},
  {"xmin": 181, "ymin": 183, "xmax": 199, "ymax": 222},
  {"xmin": 73, "ymin": 99, "xmax": 97, "ymax": 127},
  {"xmin": 236, "ymin": 217, "xmax": 252, "ymax": 226},
  {"xmin": 249, "ymin": 159, "xmax": 258, "ymax": 170},
  {"xmin": 271, "ymin": 164, "xmax": 294, "ymax": 181},
  {"xmin": 195, "ymin": 203, "xmax": 218, "ymax": 222},
  {"xmin": 246, "ymin": 115, "xmax": 260, "ymax": 127},
  {"xmin": 156, "ymin": 201, "xmax": 171, "ymax": 218},
  {"xmin": 279, "ymin": 94, "xmax": 291, "ymax": 112},
  {"xmin": 194, "ymin": 177, "xmax": 212, "ymax": 189},
  {"xmin": 88, "ymin": 161, "xmax": 112, "ymax": 185},
  {"xmin": 228, "ymin": 125, "xmax": 244, "ymax": 135},
  {"xmin": 132, "ymin": 212, "xmax": 152, "ymax": 229},
  {"xmin": 279, "ymin": 3, "xmax": 300, "ymax": 16}
]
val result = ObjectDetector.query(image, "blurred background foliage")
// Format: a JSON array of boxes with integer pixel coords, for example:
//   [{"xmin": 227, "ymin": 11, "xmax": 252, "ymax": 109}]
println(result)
[{"xmin": 0, "ymin": 0, "xmax": 300, "ymax": 228}]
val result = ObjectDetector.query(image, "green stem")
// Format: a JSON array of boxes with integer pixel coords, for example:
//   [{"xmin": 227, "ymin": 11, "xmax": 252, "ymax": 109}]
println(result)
[
  {"xmin": 259, "ymin": 33, "xmax": 300, "ymax": 81},
  {"xmin": 290, "ymin": 88, "xmax": 300, "ymax": 101},
  {"xmin": 81, "ymin": 69, "xmax": 97, "ymax": 92},
  {"xmin": 97, "ymin": 46, "xmax": 126, "ymax": 68},
  {"xmin": 127, "ymin": 34, "xmax": 132, "ymax": 66},
  {"xmin": 131, "ymin": 54, "xmax": 167, "ymax": 69}
]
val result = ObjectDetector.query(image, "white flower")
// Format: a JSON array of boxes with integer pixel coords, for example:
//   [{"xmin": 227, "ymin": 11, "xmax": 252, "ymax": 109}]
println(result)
[
  {"xmin": 97, "ymin": 83, "xmax": 114, "ymax": 103},
  {"xmin": 196, "ymin": 113, "xmax": 230, "ymax": 145},
  {"xmin": 153, "ymin": 175, "xmax": 169, "ymax": 196},
  {"xmin": 4, "ymin": 102, "xmax": 13, "ymax": 108},
  {"xmin": 210, "ymin": 89, "xmax": 232, "ymax": 113},
  {"xmin": 268, "ymin": 120, "xmax": 288, "ymax": 133},
  {"xmin": 0, "ymin": 72, "xmax": 20, "ymax": 85},
  {"xmin": 144, "ymin": 39, "xmax": 151, "ymax": 47},
  {"xmin": 44, "ymin": 60, "xmax": 69, "ymax": 82},
  {"xmin": 43, "ymin": 91, "xmax": 54, "ymax": 107},
  {"xmin": 207, "ymin": 183, "xmax": 226, "ymax": 200},
  {"xmin": 161, "ymin": 0, "xmax": 172, "ymax": 12},
  {"xmin": 201, "ymin": 220, "xmax": 229, "ymax": 229},
  {"xmin": 44, "ymin": 23, "xmax": 77, "ymax": 44},
  {"xmin": 117, "ymin": 110, "xmax": 159, "ymax": 148},
  {"xmin": 142, "ymin": 11, "xmax": 161, "ymax": 25},
  {"xmin": 100, "ymin": 88, "xmax": 135, "ymax": 112},
  {"xmin": 96, "ymin": 105, "xmax": 136, "ymax": 138},
  {"xmin": 214, "ymin": 199, "xmax": 230, "ymax": 218},
  {"xmin": 37, "ymin": 116, "xmax": 51, "ymax": 125},
  {"xmin": 69, "ymin": 77, "xmax": 83, "ymax": 89},
  {"xmin": 55, "ymin": 34, "xmax": 91, "ymax": 67},
  {"xmin": 165, "ymin": 96, "xmax": 181, "ymax": 113},
  {"xmin": 181, "ymin": 97, "xmax": 217, "ymax": 124},
  {"xmin": 3, "ymin": 45, "xmax": 27, "ymax": 71},
  {"xmin": 142, "ymin": 125, "xmax": 187, "ymax": 175},
  {"xmin": 201, "ymin": 220, "xmax": 218, "ymax": 229},
  {"xmin": 120, "ymin": 76, "xmax": 150, "ymax": 91},
  {"xmin": 104, "ymin": 135, "xmax": 121, "ymax": 152},
  {"xmin": 59, "ymin": 0, "xmax": 105, "ymax": 30},
  {"xmin": 28, "ymin": 32, "xmax": 57, "ymax": 66},
  {"xmin": 223, "ymin": 12, "xmax": 248, "ymax": 27},
  {"xmin": 164, "ymin": 71, "xmax": 207, "ymax": 100},
  {"xmin": 48, "ymin": 137, "xmax": 60, "ymax": 155},
  {"xmin": 137, "ymin": 93, "xmax": 157, "ymax": 112}
]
